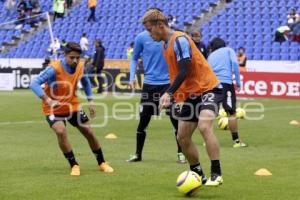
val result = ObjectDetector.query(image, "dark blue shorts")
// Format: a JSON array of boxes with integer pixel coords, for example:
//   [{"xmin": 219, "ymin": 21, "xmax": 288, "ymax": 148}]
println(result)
[{"xmin": 46, "ymin": 110, "xmax": 89, "ymax": 127}]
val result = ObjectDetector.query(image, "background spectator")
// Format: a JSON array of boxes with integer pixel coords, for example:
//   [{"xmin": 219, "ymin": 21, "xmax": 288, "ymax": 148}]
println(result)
[
  {"xmin": 4, "ymin": 0, "xmax": 16, "ymax": 15},
  {"xmin": 42, "ymin": 57, "xmax": 51, "ymax": 69},
  {"xmin": 275, "ymin": 26, "xmax": 291, "ymax": 43},
  {"xmin": 30, "ymin": 0, "xmax": 41, "ymax": 14},
  {"xmin": 60, "ymin": 39, "xmax": 67, "ymax": 51},
  {"xmin": 88, "ymin": 0, "xmax": 97, "ymax": 22},
  {"xmin": 126, "ymin": 42, "xmax": 134, "ymax": 60},
  {"xmin": 167, "ymin": 14, "xmax": 178, "ymax": 30},
  {"xmin": 47, "ymin": 38, "xmax": 61, "ymax": 58},
  {"xmin": 287, "ymin": 8, "xmax": 299, "ymax": 26},
  {"xmin": 93, "ymin": 39, "xmax": 105, "ymax": 93},
  {"xmin": 53, "ymin": 0, "xmax": 65, "ymax": 21},
  {"xmin": 191, "ymin": 30, "xmax": 208, "ymax": 59},
  {"xmin": 84, "ymin": 55, "xmax": 97, "ymax": 88},
  {"xmin": 237, "ymin": 47, "xmax": 247, "ymax": 71},
  {"xmin": 26, "ymin": 0, "xmax": 33, "ymax": 16},
  {"xmin": 15, "ymin": 0, "xmax": 27, "ymax": 28},
  {"xmin": 66, "ymin": 0, "xmax": 73, "ymax": 8},
  {"xmin": 80, "ymin": 33, "xmax": 89, "ymax": 56},
  {"xmin": 17, "ymin": 0, "xmax": 27, "ymax": 16}
]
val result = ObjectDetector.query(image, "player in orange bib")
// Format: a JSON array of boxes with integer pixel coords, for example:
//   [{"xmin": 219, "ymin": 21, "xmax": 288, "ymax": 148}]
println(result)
[
  {"xmin": 142, "ymin": 10, "xmax": 223, "ymax": 186},
  {"xmin": 30, "ymin": 42, "xmax": 113, "ymax": 176}
]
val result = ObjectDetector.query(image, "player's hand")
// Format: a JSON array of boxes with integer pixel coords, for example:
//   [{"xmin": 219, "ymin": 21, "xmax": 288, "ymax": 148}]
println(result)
[
  {"xmin": 159, "ymin": 93, "xmax": 171, "ymax": 111},
  {"xmin": 46, "ymin": 97, "xmax": 59, "ymax": 108},
  {"xmin": 88, "ymin": 101, "xmax": 96, "ymax": 119},
  {"xmin": 236, "ymin": 86, "xmax": 241, "ymax": 92},
  {"xmin": 129, "ymin": 80, "xmax": 136, "ymax": 89}
]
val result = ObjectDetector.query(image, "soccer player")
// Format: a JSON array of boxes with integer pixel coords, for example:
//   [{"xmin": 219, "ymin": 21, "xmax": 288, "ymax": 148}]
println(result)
[
  {"xmin": 141, "ymin": 9, "xmax": 223, "ymax": 186},
  {"xmin": 93, "ymin": 39, "xmax": 105, "ymax": 94},
  {"xmin": 127, "ymin": 8, "xmax": 186, "ymax": 164},
  {"xmin": 30, "ymin": 42, "xmax": 113, "ymax": 176},
  {"xmin": 191, "ymin": 31, "xmax": 208, "ymax": 59},
  {"xmin": 207, "ymin": 37, "xmax": 247, "ymax": 148}
]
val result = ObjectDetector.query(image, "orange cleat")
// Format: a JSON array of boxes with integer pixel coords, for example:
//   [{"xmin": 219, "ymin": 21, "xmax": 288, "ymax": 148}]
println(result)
[
  {"xmin": 99, "ymin": 162, "xmax": 114, "ymax": 173},
  {"xmin": 70, "ymin": 165, "xmax": 80, "ymax": 176}
]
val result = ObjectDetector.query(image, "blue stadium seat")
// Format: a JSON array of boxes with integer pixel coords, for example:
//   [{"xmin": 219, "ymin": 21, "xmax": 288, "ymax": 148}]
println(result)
[
  {"xmin": 0, "ymin": 0, "xmax": 298, "ymax": 60},
  {"xmin": 290, "ymin": 54, "xmax": 299, "ymax": 60},
  {"xmin": 271, "ymin": 54, "xmax": 280, "ymax": 60},
  {"xmin": 280, "ymin": 54, "xmax": 289, "ymax": 60}
]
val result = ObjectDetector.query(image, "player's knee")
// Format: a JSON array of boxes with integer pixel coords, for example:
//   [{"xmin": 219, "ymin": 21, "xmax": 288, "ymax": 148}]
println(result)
[
  {"xmin": 177, "ymin": 134, "xmax": 188, "ymax": 145},
  {"xmin": 55, "ymin": 127, "xmax": 67, "ymax": 138},
  {"xmin": 82, "ymin": 128, "xmax": 94, "ymax": 137},
  {"xmin": 198, "ymin": 123, "xmax": 211, "ymax": 135}
]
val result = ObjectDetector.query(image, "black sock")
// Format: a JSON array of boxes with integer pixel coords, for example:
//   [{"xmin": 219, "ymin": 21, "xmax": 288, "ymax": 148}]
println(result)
[
  {"xmin": 136, "ymin": 115, "xmax": 151, "ymax": 157},
  {"xmin": 231, "ymin": 132, "xmax": 239, "ymax": 142},
  {"xmin": 169, "ymin": 116, "xmax": 182, "ymax": 153},
  {"xmin": 211, "ymin": 160, "xmax": 221, "ymax": 175},
  {"xmin": 92, "ymin": 148, "xmax": 105, "ymax": 165},
  {"xmin": 190, "ymin": 163, "xmax": 204, "ymax": 176},
  {"xmin": 64, "ymin": 151, "xmax": 78, "ymax": 167},
  {"xmin": 136, "ymin": 131, "xmax": 146, "ymax": 157}
]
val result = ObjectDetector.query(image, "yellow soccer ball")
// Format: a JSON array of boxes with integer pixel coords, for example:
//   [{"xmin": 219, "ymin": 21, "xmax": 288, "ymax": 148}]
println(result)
[
  {"xmin": 236, "ymin": 108, "xmax": 246, "ymax": 119},
  {"xmin": 218, "ymin": 117, "xmax": 229, "ymax": 130},
  {"xmin": 218, "ymin": 108, "xmax": 227, "ymax": 119},
  {"xmin": 176, "ymin": 171, "xmax": 202, "ymax": 196}
]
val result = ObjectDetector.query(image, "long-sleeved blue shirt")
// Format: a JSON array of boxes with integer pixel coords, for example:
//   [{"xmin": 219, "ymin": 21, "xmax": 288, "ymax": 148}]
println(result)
[
  {"xmin": 30, "ymin": 60, "xmax": 93, "ymax": 100},
  {"xmin": 165, "ymin": 35, "xmax": 191, "ymax": 93},
  {"xmin": 173, "ymin": 36, "xmax": 192, "ymax": 61},
  {"xmin": 129, "ymin": 31, "xmax": 170, "ymax": 85},
  {"xmin": 207, "ymin": 47, "xmax": 241, "ymax": 87}
]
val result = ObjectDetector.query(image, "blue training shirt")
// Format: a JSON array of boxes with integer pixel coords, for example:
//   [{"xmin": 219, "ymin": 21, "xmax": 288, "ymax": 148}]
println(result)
[
  {"xmin": 173, "ymin": 36, "xmax": 192, "ymax": 61},
  {"xmin": 30, "ymin": 60, "xmax": 93, "ymax": 100},
  {"xmin": 207, "ymin": 47, "xmax": 241, "ymax": 87},
  {"xmin": 129, "ymin": 31, "xmax": 170, "ymax": 85}
]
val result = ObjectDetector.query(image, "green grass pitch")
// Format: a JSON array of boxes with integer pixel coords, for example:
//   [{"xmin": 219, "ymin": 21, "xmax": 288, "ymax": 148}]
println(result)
[{"xmin": 0, "ymin": 90, "xmax": 300, "ymax": 200}]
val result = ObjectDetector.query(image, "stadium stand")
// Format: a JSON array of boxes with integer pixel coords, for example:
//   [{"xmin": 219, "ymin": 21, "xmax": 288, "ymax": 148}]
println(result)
[
  {"xmin": 0, "ymin": 0, "xmax": 299, "ymax": 60},
  {"xmin": 201, "ymin": 0, "xmax": 299, "ymax": 60}
]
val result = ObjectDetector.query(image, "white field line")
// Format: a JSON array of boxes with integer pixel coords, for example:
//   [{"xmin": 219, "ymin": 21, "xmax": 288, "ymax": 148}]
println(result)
[
  {"xmin": 0, "ymin": 120, "xmax": 44, "ymax": 126},
  {"xmin": 0, "ymin": 115, "xmax": 133, "ymax": 126},
  {"xmin": 0, "ymin": 105, "xmax": 300, "ymax": 126},
  {"xmin": 263, "ymin": 106, "xmax": 300, "ymax": 111}
]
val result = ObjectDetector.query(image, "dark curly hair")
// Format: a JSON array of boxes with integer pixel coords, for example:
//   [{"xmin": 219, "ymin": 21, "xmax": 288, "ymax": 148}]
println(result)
[
  {"xmin": 64, "ymin": 42, "xmax": 82, "ymax": 54},
  {"xmin": 209, "ymin": 37, "xmax": 226, "ymax": 53}
]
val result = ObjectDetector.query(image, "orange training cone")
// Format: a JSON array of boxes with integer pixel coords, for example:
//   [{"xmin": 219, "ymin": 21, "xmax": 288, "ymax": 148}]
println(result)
[
  {"xmin": 254, "ymin": 168, "xmax": 272, "ymax": 176},
  {"xmin": 105, "ymin": 133, "xmax": 117, "ymax": 139}
]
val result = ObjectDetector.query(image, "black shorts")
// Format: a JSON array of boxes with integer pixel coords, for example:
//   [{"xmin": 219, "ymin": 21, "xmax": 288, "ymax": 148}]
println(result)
[
  {"xmin": 46, "ymin": 109, "xmax": 89, "ymax": 128},
  {"xmin": 140, "ymin": 83, "xmax": 170, "ymax": 116},
  {"xmin": 221, "ymin": 83, "xmax": 237, "ymax": 115},
  {"xmin": 174, "ymin": 88, "xmax": 223, "ymax": 122}
]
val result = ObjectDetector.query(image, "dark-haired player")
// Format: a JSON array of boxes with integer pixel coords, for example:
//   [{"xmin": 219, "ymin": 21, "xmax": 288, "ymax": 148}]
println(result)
[
  {"xmin": 30, "ymin": 42, "xmax": 113, "ymax": 176},
  {"xmin": 127, "ymin": 7, "xmax": 186, "ymax": 164},
  {"xmin": 207, "ymin": 37, "xmax": 247, "ymax": 148}
]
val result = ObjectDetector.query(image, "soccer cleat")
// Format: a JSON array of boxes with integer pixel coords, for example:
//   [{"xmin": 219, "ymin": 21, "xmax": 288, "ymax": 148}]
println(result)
[
  {"xmin": 191, "ymin": 169, "xmax": 207, "ymax": 184},
  {"xmin": 201, "ymin": 174, "xmax": 208, "ymax": 185},
  {"xmin": 205, "ymin": 174, "xmax": 223, "ymax": 186},
  {"xmin": 99, "ymin": 162, "xmax": 114, "ymax": 173},
  {"xmin": 126, "ymin": 154, "xmax": 142, "ymax": 162},
  {"xmin": 177, "ymin": 152, "xmax": 187, "ymax": 164},
  {"xmin": 70, "ymin": 165, "xmax": 80, "ymax": 176},
  {"xmin": 233, "ymin": 140, "xmax": 248, "ymax": 148}
]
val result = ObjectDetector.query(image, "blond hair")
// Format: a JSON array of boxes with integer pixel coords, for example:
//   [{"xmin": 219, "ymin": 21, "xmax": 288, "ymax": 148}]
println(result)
[{"xmin": 141, "ymin": 9, "xmax": 168, "ymax": 25}]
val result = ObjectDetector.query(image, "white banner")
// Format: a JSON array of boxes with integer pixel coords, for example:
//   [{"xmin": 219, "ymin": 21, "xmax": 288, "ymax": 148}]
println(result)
[
  {"xmin": 0, "ymin": 73, "xmax": 14, "ymax": 91},
  {"xmin": 1, "ymin": 59, "xmax": 300, "ymax": 72},
  {"xmin": 0, "ymin": 59, "xmax": 44, "ymax": 69},
  {"xmin": 246, "ymin": 60, "xmax": 300, "ymax": 73}
]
